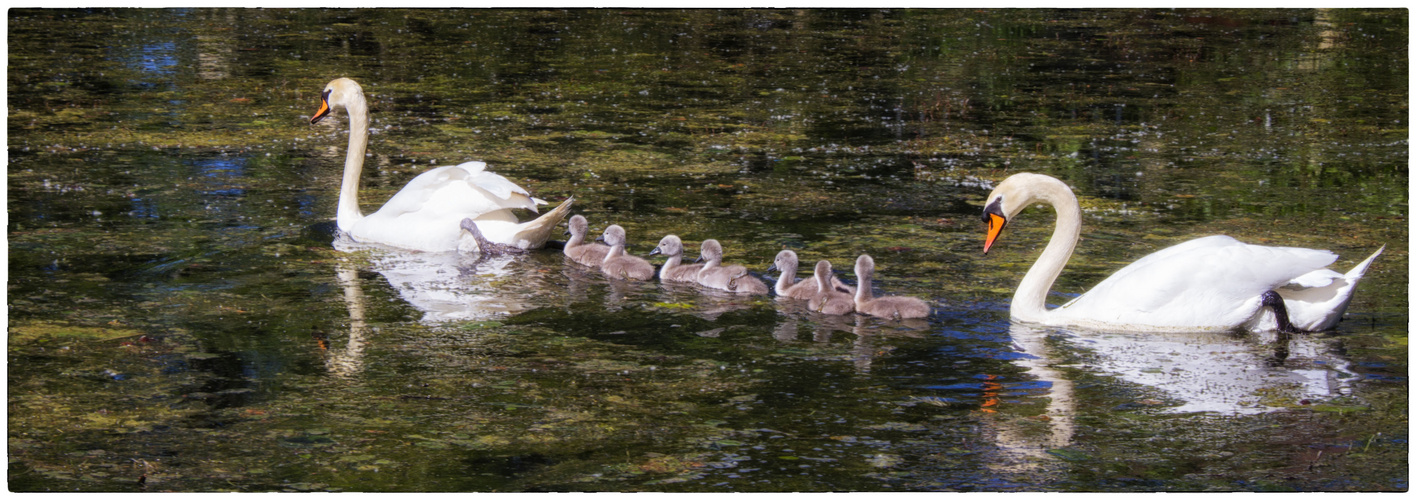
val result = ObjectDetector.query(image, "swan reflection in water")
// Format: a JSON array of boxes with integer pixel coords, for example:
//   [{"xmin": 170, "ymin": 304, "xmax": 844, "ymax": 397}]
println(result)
[
  {"xmin": 333, "ymin": 234, "xmax": 544, "ymax": 323},
  {"xmin": 985, "ymin": 321, "xmax": 1359, "ymax": 470},
  {"xmin": 1039, "ymin": 324, "xmax": 1357, "ymax": 414},
  {"xmin": 322, "ymin": 264, "xmax": 371, "ymax": 378},
  {"xmin": 321, "ymin": 236, "xmax": 551, "ymax": 377}
]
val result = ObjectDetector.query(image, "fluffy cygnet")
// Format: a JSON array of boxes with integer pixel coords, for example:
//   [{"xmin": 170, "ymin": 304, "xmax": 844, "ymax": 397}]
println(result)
[
  {"xmin": 768, "ymin": 250, "xmax": 816, "ymax": 299},
  {"xmin": 807, "ymin": 260, "xmax": 855, "ymax": 315},
  {"xmin": 768, "ymin": 249, "xmax": 856, "ymax": 299},
  {"xmin": 648, "ymin": 235, "xmax": 703, "ymax": 283},
  {"xmin": 563, "ymin": 215, "xmax": 609, "ymax": 267},
  {"xmin": 853, "ymin": 254, "xmax": 931, "ymax": 319},
  {"xmin": 695, "ymin": 239, "xmax": 768, "ymax": 295},
  {"xmin": 597, "ymin": 225, "xmax": 654, "ymax": 281}
]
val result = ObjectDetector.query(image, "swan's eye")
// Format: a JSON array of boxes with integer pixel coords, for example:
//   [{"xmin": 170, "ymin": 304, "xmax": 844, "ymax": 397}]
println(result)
[
  {"xmin": 982, "ymin": 198, "xmax": 1009, "ymax": 253},
  {"xmin": 982, "ymin": 197, "xmax": 1005, "ymax": 224}
]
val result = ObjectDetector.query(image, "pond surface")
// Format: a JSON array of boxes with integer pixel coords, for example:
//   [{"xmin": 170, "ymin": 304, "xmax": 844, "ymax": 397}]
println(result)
[{"xmin": 7, "ymin": 8, "xmax": 1408, "ymax": 492}]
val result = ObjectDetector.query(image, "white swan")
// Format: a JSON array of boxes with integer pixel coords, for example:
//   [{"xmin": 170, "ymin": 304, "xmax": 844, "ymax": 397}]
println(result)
[
  {"xmin": 311, "ymin": 77, "xmax": 572, "ymax": 253},
  {"xmin": 982, "ymin": 173, "xmax": 1383, "ymax": 333}
]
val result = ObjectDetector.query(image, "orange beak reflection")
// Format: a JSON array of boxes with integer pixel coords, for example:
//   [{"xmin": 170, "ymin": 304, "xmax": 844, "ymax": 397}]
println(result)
[{"xmin": 983, "ymin": 213, "xmax": 1007, "ymax": 254}]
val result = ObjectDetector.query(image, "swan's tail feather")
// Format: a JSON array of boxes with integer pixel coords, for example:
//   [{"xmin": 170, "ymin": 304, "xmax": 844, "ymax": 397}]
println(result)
[
  {"xmin": 1320, "ymin": 244, "xmax": 1385, "ymax": 330},
  {"xmin": 1288, "ymin": 244, "xmax": 1384, "ymax": 331},
  {"xmin": 1346, "ymin": 245, "xmax": 1384, "ymax": 281},
  {"xmin": 512, "ymin": 196, "xmax": 575, "ymax": 249}
]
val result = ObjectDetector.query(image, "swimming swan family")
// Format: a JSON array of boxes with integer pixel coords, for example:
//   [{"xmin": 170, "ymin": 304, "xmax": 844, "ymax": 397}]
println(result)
[{"xmin": 311, "ymin": 79, "xmax": 1380, "ymax": 333}]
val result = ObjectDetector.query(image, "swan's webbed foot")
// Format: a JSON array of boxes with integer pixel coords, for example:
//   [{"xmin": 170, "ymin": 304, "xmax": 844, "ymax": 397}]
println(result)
[
  {"xmin": 1260, "ymin": 290, "xmax": 1305, "ymax": 335},
  {"xmin": 460, "ymin": 218, "xmax": 528, "ymax": 256}
]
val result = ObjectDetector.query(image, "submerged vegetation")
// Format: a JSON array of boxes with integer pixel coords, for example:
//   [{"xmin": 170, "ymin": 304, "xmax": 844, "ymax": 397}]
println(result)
[{"xmin": 8, "ymin": 8, "xmax": 1407, "ymax": 492}]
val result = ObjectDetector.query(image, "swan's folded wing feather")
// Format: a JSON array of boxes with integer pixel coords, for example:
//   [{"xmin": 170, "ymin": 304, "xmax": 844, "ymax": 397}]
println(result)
[
  {"xmin": 1282, "ymin": 269, "xmax": 1344, "ymax": 290},
  {"xmin": 449, "ymin": 161, "xmax": 539, "ymax": 207},
  {"xmin": 372, "ymin": 164, "xmax": 540, "ymax": 221},
  {"xmin": 465, "ymin": 171, "xmax": 541, "ymax": 212},
  {"xmin": 1061, "ymin": 235, "xmax": 1338, "ymax": 328}
]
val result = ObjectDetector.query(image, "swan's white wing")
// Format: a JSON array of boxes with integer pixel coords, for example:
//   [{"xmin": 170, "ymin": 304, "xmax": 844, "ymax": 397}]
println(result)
[
  {"xmin": 374, "ymin": 163, "xmax": 540, "ymax": 220},
  {"xmin": 346, "ymin": 162, "xmax": 568, "ymax": 252},
  {"xmin": 1058, "ymin": 235, "xmax": 1338, "ymax": 329},
  {"xmin": 453, "ymin": 161, "xmax": 546, "ymax": 209}
]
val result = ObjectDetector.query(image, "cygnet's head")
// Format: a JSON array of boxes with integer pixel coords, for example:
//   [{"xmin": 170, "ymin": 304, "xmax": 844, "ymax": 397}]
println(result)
[
  {"xmin": 698, "ymin": 239, "xmax": 724, "ymax": 263},
  {"xmin": 769, "ymin": 249, "xmax": 799, "ymax": 273},
  {"xmin": 566, "ymin": 214, "xmax": 590, "ymax": 237},
  {"xmin": 598, "ymin": 225, "xmax": 628, "ymax": 247},
  {"xmin": 854, "ymin": 253, "xmax": 875, "ymax": 281},
  {"xmin": 651, "ymin": 235, "xmax": 685, "ymax": 257}
]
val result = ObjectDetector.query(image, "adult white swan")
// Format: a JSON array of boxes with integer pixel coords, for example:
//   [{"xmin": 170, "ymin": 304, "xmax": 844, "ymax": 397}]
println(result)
[
  {"xmin": 981, "ymin": 173, "xmax": 1383, "ymax": 333},
  {"xmin": 311, "ymin": 77, "xmax": 572, "ymax": 253}
]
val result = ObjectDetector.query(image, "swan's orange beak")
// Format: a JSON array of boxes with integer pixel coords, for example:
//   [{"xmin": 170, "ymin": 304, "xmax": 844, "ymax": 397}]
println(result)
[
  {"xmin": 310, "ymin": 90, "xmax": 332, "ymax": 124},
  {"xmin": 983, "ymin": 212, "xmax": 1006, "ymax": 254}
]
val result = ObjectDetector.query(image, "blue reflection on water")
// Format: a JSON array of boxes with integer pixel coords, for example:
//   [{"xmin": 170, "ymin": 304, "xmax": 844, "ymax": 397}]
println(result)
[
  {"xmin": 294, "ymin": 193, "xmax": 319, "ymax": 219},
  {"xmin": 129, "ymin": 197, "xmax": 160, "ymax": 219},
  {"xmin": 190, "ymin": 156, "xmax": 247, "ymax": 197},
  {"xmin": 138, "ymin": 42, "xmax": 178, "ymax": 75}
]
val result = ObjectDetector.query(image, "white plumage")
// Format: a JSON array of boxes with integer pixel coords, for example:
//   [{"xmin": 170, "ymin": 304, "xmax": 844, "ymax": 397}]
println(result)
[
  {"xmin": 313, "ymin": 78, "xmax": 571, "ymax": 253},
  {"xmin": 983, "ymin": 173, "xmax": 1382, "ymax": 333}
]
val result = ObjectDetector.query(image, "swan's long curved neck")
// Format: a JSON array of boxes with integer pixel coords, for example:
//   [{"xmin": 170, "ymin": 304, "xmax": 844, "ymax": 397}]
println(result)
[
  {"xmin": 1011, "ymin": 179, "xmax": 1082, "ymax": 323},
  {"xmin": 336, "ymin": 97, "xmax": 370, "ymax": 232}
]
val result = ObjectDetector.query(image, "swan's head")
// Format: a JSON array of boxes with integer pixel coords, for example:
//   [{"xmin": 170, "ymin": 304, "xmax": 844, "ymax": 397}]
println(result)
[
  {"xmin": 813, "ymin": 260, "xmax": 834, "ymax": 290},
  {"xmin": 311, "ymin": 78, "xmax": 365, "ymax": 124},
  {"xmin": 650, "ymin": 235, "xmax": 684, "ymax": 257},
  {"xmin": 981, "ymin": 173, "xmax": 1071, "ymax": 254},
  {"xmin": 854, "ymin": 253, "xmax": 875, "ymax": 281},
  {"xmin": 768, "ymin": 249, "xmax": 798, "ymax": 273},
  {"xmin": 598, "ymin": 224, "xmax": 628, "ymax": 247},
  {"xmin": 566, "ymin": 214, "xmax": 589, "ymax": 237},
  {"xmin": 697, "ymin": 239, "xmax": 723, "ymax": 264}
]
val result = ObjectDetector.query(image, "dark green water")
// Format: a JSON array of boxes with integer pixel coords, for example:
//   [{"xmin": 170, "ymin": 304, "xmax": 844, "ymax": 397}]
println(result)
[{"xmin": 8, "ymin": 8, "xmax": 1407, "ymax": 492}]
